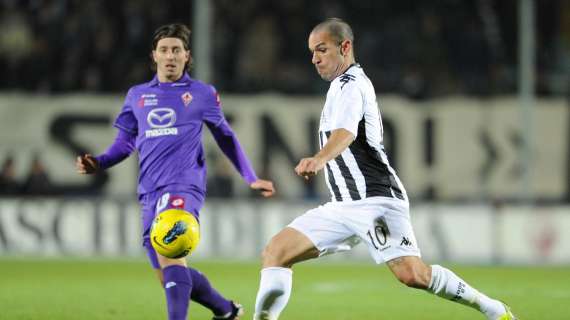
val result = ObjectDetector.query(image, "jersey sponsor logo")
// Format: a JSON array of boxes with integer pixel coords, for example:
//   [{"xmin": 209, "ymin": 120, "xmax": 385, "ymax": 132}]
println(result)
[
  {"xmin": 145, "ymin": 128, "xmax": 178, "ymax": 137},
  {"xmin": 145, "ymin": 108, "xmax": 178, "ymax": 137},
  {"xmin": 147, "ymin": 108, "xmax": 176, "ymax": 128},
  {"xmin": 181, "ymin": 92, "xmax": 193, "ymax": 107}
]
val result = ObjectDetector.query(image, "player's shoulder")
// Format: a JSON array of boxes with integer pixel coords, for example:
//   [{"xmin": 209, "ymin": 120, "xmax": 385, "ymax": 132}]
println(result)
[
  {"xmin": 333, "ymin": 64, "xmax": 368, "ymax": 91},
  {"xmin": 191, "ymin": 78, "xmax": 219, "ymax": 95},
  {"xmin": 189, "ymin": 79, "xmax": 222, "ymax": 108}
]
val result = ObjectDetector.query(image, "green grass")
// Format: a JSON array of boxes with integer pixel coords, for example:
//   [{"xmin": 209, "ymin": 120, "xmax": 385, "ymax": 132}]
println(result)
[{"xmin": 0, "ymin": 258, "xmax": 568, "ymax": 319}]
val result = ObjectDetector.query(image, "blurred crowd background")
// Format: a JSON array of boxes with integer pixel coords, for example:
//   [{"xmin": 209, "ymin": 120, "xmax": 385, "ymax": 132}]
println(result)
[
  {"xmin": 1, "ymin": 0, "xmax": 568, "ymax": 98},
  {"xmin": 1, "ymin": 0, "xmax": 569, "ymax": 201}
]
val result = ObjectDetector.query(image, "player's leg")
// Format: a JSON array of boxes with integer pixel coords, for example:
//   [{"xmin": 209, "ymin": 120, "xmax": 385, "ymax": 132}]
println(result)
[
  {"xmin": 157, "ymin": 255, "xmax": 193, "ymax": 320},
  {"xmin": 254, "ymin": 204, "xmax": 356, "ymax": 320},
  {"xmin": 386, "ymin": 257, "xmax": 516, "ymax": 320},
  {"xmin": 143, "ymin": 192, "xmax": 241, "ymax": 320},
  {"xmin": 187, "ymin": 268, "xmax": 243, "ymax": 320},
  {"xmin": 146, "ymin": 242, "xmax": 242, "ymax": 320},
  {"xmin": 356, "ymin": 198, "xmax": 515, "ymax": 320},
  {"xmin": 254, "ymin": 227, "xmax": 320, "ymax": 320}
]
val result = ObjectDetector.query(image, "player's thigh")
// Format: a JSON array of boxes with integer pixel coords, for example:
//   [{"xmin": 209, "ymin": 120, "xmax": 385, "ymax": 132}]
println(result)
[
  {"xmin": 278, "ymin": 205, "xmax": 357, "ymax": 265},
  {"xmin": 140, "ymin": 190, "xmax": 200, "ymax": 270},
  {"xmin": 347, "ymin": 198, "xmax": 421, "ymax": 264},
  {"xmin": 263, "ymin": 227, "xmax": 320, "ymax": 267}
]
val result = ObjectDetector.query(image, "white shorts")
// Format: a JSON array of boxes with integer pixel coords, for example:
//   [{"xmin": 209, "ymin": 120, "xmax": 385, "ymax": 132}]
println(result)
[{"xmin": 288, "ymin": 197, "xmax": 421, "ymax": 264}]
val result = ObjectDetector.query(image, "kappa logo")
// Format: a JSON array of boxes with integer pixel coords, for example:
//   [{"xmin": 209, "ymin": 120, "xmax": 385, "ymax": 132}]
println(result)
[
  {"xmin": 165, "ymin": 282, "xmax": 177, "ymax": 289},
  {"xmin": 400, "ymin": 236, "xmax": 412, "ymax": 247}
]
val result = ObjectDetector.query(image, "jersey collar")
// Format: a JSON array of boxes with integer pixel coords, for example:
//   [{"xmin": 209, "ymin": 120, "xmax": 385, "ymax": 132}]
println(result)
[
  {"xmin": 148, "ymin": 73, "xmax": 192, "ymax": 87},
  {"xmin": 334, "ymin": 63, "xmax": 360, "ymax": 81}
]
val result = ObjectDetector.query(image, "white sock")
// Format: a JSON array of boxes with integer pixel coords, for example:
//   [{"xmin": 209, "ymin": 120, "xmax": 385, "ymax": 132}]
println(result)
[
  {"xmin": 428, "ymin": 265, "xmax": 506, "ymax": 319},
  {"xmin": 253, "ymin": 267, "xmax": 293, "ymax": 320}
]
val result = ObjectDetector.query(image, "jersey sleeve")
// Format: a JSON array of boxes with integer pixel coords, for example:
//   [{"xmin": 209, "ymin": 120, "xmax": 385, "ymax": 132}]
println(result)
[
  {"xmin": 113, "ymin": 88, "xmax": 138, "ymax": 135},
  {"xmin": 202, "ymin": 85, "xmax": 224, "ymax": 127},
  {"xmin": 202, "ymin": 85, "xmax": 258, "ymax": 184},
  {"xmin": 329, "ymin": 81, "xmax": 364, "ymax": 137}
]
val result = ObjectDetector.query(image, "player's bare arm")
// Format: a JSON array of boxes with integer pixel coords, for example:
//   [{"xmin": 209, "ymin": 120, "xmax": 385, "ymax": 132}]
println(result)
[
  {"xmin": 295, "ymin": 128, "xmax": 355, "ymax": 179},
  {"xmin": 76, "ymin": 154, "xmax": 99, "ymax": 174},
  {"xmin": 250, "ymin": 179, "xmax": 276, "ymax": 198}
]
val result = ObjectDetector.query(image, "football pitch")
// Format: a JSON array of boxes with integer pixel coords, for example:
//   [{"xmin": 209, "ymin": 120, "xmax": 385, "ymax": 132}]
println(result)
[{"xmin": 0, "ymin": 259, "xmax": 568, "ymax": 319}]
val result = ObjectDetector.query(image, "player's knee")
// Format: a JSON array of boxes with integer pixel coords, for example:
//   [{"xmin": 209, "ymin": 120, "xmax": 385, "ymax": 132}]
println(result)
[{"xmin": 261, "ymin": 239, "xmax": 289, "ymax": 267}]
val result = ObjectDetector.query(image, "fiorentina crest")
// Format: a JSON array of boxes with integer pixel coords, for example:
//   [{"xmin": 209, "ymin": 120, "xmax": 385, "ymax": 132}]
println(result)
[{"xmin": 181, "ymin": 92, "xmax": 193, "ymax": 106}]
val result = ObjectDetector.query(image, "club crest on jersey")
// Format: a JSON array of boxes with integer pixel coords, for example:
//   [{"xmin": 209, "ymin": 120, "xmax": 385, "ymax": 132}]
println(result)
[{"xmin": 181, "ymin": 92, "xmax": 193, "ymax": 107}]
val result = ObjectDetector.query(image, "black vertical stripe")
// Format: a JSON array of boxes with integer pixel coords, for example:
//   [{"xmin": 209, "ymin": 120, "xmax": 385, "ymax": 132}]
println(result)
[
  {"xmin": 348, "ymin": 118, "xmax": 404, "ymax": 200},
  {"xmin": 325, "ymin": 131, "xmax": 361, "ymax": 200},
  {"xmin": 320, "ymin": 131, "xmax": 342, "ymax": 201}
]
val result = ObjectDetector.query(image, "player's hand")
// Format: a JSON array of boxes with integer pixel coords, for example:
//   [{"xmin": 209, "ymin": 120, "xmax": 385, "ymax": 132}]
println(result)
[
  {"xmin": 76, "ymin": 154, "xmax": 99, "ymax": 174},
  {"xmin": 295, "ymin": 156, "xmax": 326, "ymax": 180},
  {"xmin": 250, "ymin": 179, "xmax": 275, "ymax": 198}
]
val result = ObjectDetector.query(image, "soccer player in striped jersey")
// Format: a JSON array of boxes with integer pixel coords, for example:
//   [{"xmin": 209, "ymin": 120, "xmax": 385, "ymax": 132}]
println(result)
[
  {"xmin": 76, "ymin": 23, "xmax": 274, "ymax": 320},
  {"xmin": 252, "ymin": 18, "xmax": 516, "ymax": 320}
]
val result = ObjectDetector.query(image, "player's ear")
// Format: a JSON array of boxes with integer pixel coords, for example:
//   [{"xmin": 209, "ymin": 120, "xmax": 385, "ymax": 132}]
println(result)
[
  {"xmin": 340, "ymin": 40, "xmax": 351, "ymax": 57},
  {"xmin": 186, "ymin": 50, "xmax": 193, "ymax": 70},
  {"xmin": 185, "ymin": 49, "xmax": 191, "ymax": 63},
  {"xmin": 151, "ymin": 50, "xmax": 158, "ymax": 63}
]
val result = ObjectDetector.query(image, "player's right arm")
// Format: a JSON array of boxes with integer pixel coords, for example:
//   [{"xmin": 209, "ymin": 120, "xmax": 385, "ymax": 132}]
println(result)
[
  {"xmin": 76, "ymin": 89, "xmax": 138, "ymax": 174},
  {"xmin": 295, "ymin": 128, "xmax": 355, "ymax": 179},
  {"xmin": 296, "ymin": 78, "xmax": 363, "ymax": 180},
  {"xmin": 76, "ymin": 129, "xmax": 136, "ymax": 174}
]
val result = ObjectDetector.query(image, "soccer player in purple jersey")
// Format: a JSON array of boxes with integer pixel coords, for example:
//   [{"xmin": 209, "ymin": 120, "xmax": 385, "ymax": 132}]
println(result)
[{"xmin": 76, "ymin": 23, "xmax": 275, "ymax": 320}]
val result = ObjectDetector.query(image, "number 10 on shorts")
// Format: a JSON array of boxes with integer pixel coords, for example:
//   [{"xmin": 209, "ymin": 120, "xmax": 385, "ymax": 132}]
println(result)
[{"xmin": 367, "ymin": 217, "xmax": 389, "ymax": 250}]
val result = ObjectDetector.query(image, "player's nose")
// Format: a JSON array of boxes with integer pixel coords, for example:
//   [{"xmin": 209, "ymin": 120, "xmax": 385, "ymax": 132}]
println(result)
[{"xmin": 312, "ymin": 53, "xmax": 320, "ymax": 65}]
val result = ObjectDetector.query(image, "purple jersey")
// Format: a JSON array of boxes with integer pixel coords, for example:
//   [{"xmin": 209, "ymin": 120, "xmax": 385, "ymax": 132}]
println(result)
[{"xmin": 113, "ymin": 73, "xmax": 257, "ymax": 196}]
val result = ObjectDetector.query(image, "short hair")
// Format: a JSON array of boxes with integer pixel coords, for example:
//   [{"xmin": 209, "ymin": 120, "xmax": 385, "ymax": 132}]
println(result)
[
  {"xmin": 311, "ymin": 18, "xmax": 354, "ymax": 44},
  {"xmin": 151, "ymin": 23, "xmax": 191, "ymax": 51}
]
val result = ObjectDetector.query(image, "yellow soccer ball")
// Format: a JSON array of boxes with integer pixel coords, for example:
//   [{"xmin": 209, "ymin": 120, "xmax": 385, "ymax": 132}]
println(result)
[{"xmin": 150, "ymin": 209, "xmax": 200, "ymax": 259}]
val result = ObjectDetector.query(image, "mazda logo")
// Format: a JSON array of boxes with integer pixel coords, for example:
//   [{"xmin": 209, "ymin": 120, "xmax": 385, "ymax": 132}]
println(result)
[{"xmin": 147, "ymin": 108, "xmax": 176, "ymax": 128}]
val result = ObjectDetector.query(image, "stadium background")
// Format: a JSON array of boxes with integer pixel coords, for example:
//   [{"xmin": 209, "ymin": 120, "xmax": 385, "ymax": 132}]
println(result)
[{"xmin": 0, "ymin": 1, "xmax": 569, "ymax": 319}]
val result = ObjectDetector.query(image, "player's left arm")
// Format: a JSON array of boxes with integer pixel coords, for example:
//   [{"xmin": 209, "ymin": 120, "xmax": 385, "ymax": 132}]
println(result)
[{"xmin": 203, "ymin": 86, "xmax": 275, "ymax": 197}]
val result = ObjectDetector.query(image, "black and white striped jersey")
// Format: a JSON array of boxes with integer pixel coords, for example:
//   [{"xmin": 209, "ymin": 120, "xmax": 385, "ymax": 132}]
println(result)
[{"xmin": 319, "ymin": 64, "xmax": 407, "ymax": 202}]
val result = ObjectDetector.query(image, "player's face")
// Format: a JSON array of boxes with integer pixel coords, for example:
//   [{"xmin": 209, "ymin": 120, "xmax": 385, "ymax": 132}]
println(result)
[
  {"xmin": 152, "ymin": 37, "xmax": 190, "ymax": 82},
  {"xmin": 308, "ymin": 30, "xmax": 346, "ymax": 81}
]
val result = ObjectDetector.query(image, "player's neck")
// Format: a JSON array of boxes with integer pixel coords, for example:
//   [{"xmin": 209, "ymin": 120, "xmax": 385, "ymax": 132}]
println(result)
[
  {"xmin": 334, "ymin": 60, "xmax": 356, "ymax": 79},
  {"xmin": 157, "ymin": 72, "xmax": 184, "ymax": 83}
]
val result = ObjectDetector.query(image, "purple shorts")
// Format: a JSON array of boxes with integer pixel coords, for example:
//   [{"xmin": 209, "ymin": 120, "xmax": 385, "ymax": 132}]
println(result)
[{"xmin": 139, "ymin": 189, "xmax": 203, "ymax": 269}]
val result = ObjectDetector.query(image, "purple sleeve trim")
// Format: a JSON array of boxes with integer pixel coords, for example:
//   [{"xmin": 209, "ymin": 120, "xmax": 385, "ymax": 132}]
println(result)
[
  {"xmin": 95, "ymin": 129, "xmax": 136, "ymax": 170},
  {"xmin": 208, "ymin": 119, "xmax": 258, "ymax": 184}
]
